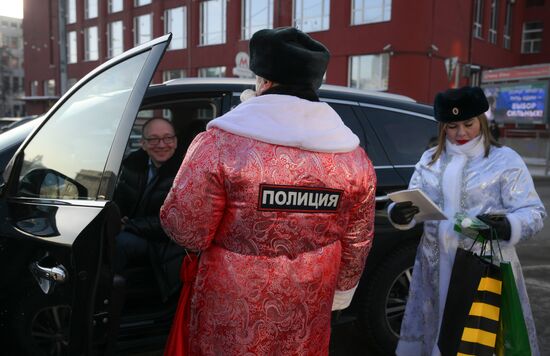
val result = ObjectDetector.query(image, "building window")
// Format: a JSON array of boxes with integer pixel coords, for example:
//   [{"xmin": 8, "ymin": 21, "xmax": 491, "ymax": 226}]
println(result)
[
  {"xmin": 85, "ymin": 0, "xmax": 98, "ymax": 19},
  {"xmin": 67, "ymin": 31, "xmax": 77, "ymax": 63},
  {"xmin": 163, "ymin": 69, "xmax": 187, "ymax": 82},
  {"xmin": 30, "ymin": 80, "xmax": 39, "ymax": 96},
  {"xmin": 200, "ymin": 0, "xmax": 227, "ymax": 45},
  {"xmin": 503, "ymin": 0, "xmax": 513, "ymax": 49},
  {"xmin": 198, "ymin": 66, "xmax": 226, "ymax": 78},
  {"xmin": 3, "ymin": 76, "xmax": 11, "ymax": 93},
  {"xmin": 68, "ymin": 78, "xmax": 78, "ymax": 89},
  {"xmin": 44, "ymin": 79, "xmax": 56, "ymax": 96},
  {"xmin": 526, "ymin": 0, "xmax": 545, "ymax": 6},
  {"xmin": 134, "ymin": 14, "xmax": 152, "ymax": 46},
  {"xmin": 9, "ymin": 37, "xmax": 19, "ymax": 49},
  {"xmin": 108, "ymin": 21, "xmax": 124, "ymax": 57},
  {"xmin": 84, "ymin": 26, "xmax": 99, "ymax": 61},
  {"xmin": 165, "ymin": 7, "xmax": 187, "ymax": 50},
  {"xmin": 66, "ymin": 0, "xmax": 76, "ymax": 24},
  {"xmin": 488, "ymin": 0, "xmax": 498, "ymax": 44},
  {"xmin": 109, "ymin": 0, "xmax": 123, "ymax": 13},
  {"xmin": 242, "ymin": 0, "xmax": 274, "ymax": 40},
  {"xmin": 521, "ymin": 22, "xmax": 543, "ymax": 53},
  {"xmin": 294, "ymin": 0, "xmax": 330, "ymax": 33},
  {"xmin": 135, "ymin": 0, "xmax": 152, "ymax": 7},
  {"xmin": 473, "ymin": 0, "xmax": 483, "ymax": 38},
  {"xmin": 351, "ymin": 0, "xmax": 392, "ymax": 25},
  {"xmin": 348, "ymin": 53, "xmax": 389, "ymax": 91}
]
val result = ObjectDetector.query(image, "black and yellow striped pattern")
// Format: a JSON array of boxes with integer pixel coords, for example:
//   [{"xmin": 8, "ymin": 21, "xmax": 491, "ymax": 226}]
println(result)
[{"xmin": 457, "ymin": 272, "xmax": 502, "ymax": 356}]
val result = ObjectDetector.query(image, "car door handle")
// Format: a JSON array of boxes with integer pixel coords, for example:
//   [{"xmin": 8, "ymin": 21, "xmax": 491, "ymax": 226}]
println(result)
[
  {"xmin": 29, "ymin": 261, "xmax": 68, "ymax": 294},
  {"xmin": 30, "ymin": 262, "xmax": 67, "ymax": 282}
]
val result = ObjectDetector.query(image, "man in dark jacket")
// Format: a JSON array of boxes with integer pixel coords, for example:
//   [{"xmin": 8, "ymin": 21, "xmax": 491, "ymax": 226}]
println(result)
[{"xmin": 114, "ymin": 117, "xmax": 184, "ymax": 301}]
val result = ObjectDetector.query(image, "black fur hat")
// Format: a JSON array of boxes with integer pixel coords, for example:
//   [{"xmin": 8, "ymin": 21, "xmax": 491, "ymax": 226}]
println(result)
[
  {"xmin": 249, "ymin": 27, "xmax": 330, "ymax": 89},
  {"xmin": 434, "ymin": 86, "xmax": 489, "ymax": 123}
]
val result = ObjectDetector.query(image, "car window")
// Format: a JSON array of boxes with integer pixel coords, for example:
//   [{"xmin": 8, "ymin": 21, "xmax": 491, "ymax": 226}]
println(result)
[
  {"xmin": 362, "ymin": 107, "xmax": 438, "ymax": 166},
  {"xmin": 326, "ymin": 103, "xmax": 366, "ymax": 148},
  {"xmin": 133, "ymin": 96, "xmax": 222, "ymax": 156},
  {"xmin": 15, "ymin": 52, "xmax": 151, "ymax": 200}
]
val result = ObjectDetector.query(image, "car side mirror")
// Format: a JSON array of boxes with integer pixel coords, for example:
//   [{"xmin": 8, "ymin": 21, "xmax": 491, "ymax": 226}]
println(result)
[{"xmin": 18, "ymin": 168, "xmax": 88, "ymax": 199}]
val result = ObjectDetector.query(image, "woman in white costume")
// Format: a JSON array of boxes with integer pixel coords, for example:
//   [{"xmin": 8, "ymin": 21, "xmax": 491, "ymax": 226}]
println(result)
[{"xmin": 389, "ymin": 86, "xmax": 546, "ymax": 356}]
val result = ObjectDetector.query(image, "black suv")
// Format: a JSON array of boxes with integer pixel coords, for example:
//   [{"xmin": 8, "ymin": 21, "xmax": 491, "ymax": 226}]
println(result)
[{"xmin": 0, "ymin": 35, "xmax": 437, "ymax": 356}]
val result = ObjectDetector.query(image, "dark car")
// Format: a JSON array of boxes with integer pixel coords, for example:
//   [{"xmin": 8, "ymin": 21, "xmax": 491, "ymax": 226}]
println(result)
[{"xmin": 0, "ymin": 34, "xmax": 437, "ymax": 356}]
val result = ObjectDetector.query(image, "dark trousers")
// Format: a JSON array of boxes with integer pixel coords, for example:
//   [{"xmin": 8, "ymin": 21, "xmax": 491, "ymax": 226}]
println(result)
[{"xmin": 114, "ymin": 230, "xmax": 149, "ymax": 273}]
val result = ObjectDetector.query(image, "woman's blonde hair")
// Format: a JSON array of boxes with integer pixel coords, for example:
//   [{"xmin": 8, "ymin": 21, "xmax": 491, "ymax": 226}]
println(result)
[{"xmin": 428, "ymin": 113, "xmax": 501, "ymax": 165}]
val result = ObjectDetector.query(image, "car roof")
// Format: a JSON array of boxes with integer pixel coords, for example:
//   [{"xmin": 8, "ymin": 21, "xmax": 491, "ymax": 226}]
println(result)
[
  {"xmin": 145, "ymin": 78, "xmax": 433, "ymax": 117},
  {"xmin": 0, "ymin": 115, "xmax": 44, "ymax": 150}
]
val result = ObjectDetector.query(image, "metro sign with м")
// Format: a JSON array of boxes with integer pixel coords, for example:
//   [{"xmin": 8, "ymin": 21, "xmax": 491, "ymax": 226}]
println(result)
[{"xmin": 232, "ymin": 52, "xmax": 254, "ymax": 78}]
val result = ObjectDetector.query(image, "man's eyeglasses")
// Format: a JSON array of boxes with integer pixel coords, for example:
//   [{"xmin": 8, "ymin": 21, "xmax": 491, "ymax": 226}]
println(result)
[{"xmin": 143, "ymin": 135, "xmax": 176, "ymax": 146}]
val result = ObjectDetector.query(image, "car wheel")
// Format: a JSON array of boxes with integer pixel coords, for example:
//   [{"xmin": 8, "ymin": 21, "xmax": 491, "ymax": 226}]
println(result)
[
  {"xmin": 13, "ymin": 293, "xmax": 71, "ymax": 356},
  {"xmin": 356, "ymin": 243, "xmax": 417, "ymax": 355}
]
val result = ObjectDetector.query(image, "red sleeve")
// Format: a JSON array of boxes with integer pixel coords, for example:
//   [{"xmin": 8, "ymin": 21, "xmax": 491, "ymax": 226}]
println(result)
[
  {"xmin": 160, "ymin": 130, "xmax": 226, "ymax": 251},
  {"xmin": 336, "ymin": 151, "xmax": 376, "ymax": 291}
]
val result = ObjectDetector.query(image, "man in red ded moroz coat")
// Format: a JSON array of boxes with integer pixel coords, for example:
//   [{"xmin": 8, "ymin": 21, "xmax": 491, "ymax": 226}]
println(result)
[{"xmin": 160, "ymin": 27, "xmax": 376, "ymax": 356}]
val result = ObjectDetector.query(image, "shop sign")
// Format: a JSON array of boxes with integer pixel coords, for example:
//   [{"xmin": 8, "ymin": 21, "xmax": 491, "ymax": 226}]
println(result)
[
  {"xmin": 482, "ymin": 64, "xmax": 550, "ymax": 83},
  {"xmin": 483, "ymin": 81, "xmax": 549, "ymax": 123}
]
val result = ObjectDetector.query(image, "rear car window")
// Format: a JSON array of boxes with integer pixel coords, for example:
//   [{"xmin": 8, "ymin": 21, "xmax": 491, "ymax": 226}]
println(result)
[{"xmin": 362, "ymin": 107, "xmax": 437, "ymax": 166}]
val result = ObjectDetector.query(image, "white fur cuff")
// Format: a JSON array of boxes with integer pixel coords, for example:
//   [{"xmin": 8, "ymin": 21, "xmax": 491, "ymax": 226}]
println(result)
[
  {"xmin": 332, "ymin": 284, "xmax": 358, "ymax": 311},
  {"xmin": 501, "ymin": 213, "xmax": 522, "ymax": 247}
]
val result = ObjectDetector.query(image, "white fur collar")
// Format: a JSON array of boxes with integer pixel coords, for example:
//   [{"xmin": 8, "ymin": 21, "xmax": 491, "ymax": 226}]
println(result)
[
  {"xmin": 445, "ymin": 135, "xmax": 484, "ymax": 158},
  {"xmin": 207, "ymin": 94, "xmax": 360, "ymax": 153}
]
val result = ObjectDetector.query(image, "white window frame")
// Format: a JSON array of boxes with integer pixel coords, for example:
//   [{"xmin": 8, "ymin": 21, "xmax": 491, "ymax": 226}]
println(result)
[
  {"xmin": 66, "ymin": 0, "xmax": 76, "ymax": 24},
  {"xmin": 473, "ymin": 0, "xmax": 483, "ymax": 38},
  {"xmin": 30, "ymin": 80, "xmax": 39, "ymax": 96},
  {"xmin": 198, "ymin": 66, "xmax": 227, "ymax": 78},
  {"xmin": 108, "ymin": 21, "xmax": 124, "ymax": 58},
  {"xmin": 84, "ymin": 26, "xmax": 99, "ymax": 61},
  {"xmin": 85, "ymin": 0, "xmax": 98, "ymax": 19},
  {"xmin": 134, "ymin": 0, "xmax": 152, "ymax": 7},
  {"xmin": 67, "ymin": 31, "xmax": 77, "ymax": 63},
  {"xmin": 242, "ymin": 0, "xmax": 274, "ymax": 40},
  {"xmin": 348, "ymin": 53, "xmax": 389, "ymax": 91},
  {"xmin": 134, "ymin": 14, "xmax": 153, "ymax": 46},
  {"xmin": 165, "ymin": 7, "xmax": 187, "ymax": 50},
  {"xmin": 200, "ymin": 0, "xmax": 227, "ymax": 46},
  {"xmin": 488, "ymin": 0, "xmax": 498, "ymax": 44},
  {"xmin": 109, "ymin": 0, "xmax": 123, "ymax": 13},
  {"xmin": 351, "ymin": 0, "xmax": 392, "ymax": 26},
  {"xmin": 44, "ymin": 79, "xmax": 56, "ymax": 96},
  {"xmin": 521, "ymin": 21, "xmax": 543, "ymax": 53},
  {"xmin": 503, "ymin": 0, "xmax": 513, "ymax": 49},
  {"xmin": 293, "ymin": 0, "xmax": 330, "ymax": 33},
  {"xmin": 162, "ymin": 69, "xmax": 187, "ymax": 82}
]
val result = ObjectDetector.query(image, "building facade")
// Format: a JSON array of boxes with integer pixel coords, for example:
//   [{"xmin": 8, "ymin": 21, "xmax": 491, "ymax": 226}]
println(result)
[
  {"xmin": 22, "ymin": 0, "xmax": 550, "ymax": 115},
  {"xmin": 0, "ymin": 16, "xmax": 24, "ymax": 117}
]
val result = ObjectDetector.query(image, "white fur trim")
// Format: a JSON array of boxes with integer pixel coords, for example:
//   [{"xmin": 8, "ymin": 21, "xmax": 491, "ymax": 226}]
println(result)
[
  {"xmin": 502, "ymin": 213, "xmax": 522, "ymax": 247},
  {"xmin": 207, "ymin": 94, "xmax": 360, "ymax": 153},
  {"xmin": 387, "ymin": 202, "xmax": 417, "ymax": 230},
  {"xmin": 332, "ymin": 284, "xmax": 358, "ymax": 311}
]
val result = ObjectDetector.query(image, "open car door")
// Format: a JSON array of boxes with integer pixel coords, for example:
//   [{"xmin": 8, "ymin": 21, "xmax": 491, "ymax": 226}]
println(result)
[{"xmin": 0, "ymin": 34, "xmax": 171, "ymax": 355}]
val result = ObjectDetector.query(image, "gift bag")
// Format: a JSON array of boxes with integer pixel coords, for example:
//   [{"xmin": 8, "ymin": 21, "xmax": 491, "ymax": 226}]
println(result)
[
  {"xmin": 164, "ymin": 252, "xmax": 199, "ymax": 356},
  {"xmin": 455, "ymin": 261, "xmax": 501, "ymax": 356},
  {"xmin": 495, "ymin": 262, "xmax": 531, "ymax": 356},
  {"xmin": 438, "ymin": 247, "xmax": 502, "ymax": 356}
]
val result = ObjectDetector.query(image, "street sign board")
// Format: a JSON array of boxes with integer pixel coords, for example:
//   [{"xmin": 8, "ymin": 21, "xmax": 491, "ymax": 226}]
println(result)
[{"xmin": 444, "ymin": 57, "xmax": 458, "ymax": 81}]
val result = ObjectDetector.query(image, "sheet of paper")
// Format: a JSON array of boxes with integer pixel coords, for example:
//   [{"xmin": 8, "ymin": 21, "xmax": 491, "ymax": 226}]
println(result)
[{"xmin": 388, "ymin": 188, "xmax": 448, "ymax": 222}]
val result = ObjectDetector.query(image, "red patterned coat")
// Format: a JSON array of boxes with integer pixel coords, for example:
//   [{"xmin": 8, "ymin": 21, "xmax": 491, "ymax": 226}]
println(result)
[{"xmin": 160, "ymin": 94, "xmax": 376, "ymax": 356}]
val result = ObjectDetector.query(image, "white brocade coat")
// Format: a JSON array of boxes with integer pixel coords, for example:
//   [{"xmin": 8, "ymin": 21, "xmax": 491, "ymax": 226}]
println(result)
[{"xmin": 393, "ymin": 137, "xmax": 546, "ymax": 356}]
